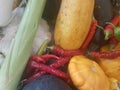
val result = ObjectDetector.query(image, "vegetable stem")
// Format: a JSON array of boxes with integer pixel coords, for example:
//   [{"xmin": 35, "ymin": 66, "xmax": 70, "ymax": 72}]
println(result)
[{"xmin": 37, "ymin": 39, "xmax": 50, "ymax": 55}]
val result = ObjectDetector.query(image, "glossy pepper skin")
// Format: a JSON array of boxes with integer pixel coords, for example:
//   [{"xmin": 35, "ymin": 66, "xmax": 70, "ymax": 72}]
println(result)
[
  {"xmin": 87, "ymin": 0, "xmax": 113, "ymax": 52},
  {"xmin": 22, "ymin": 75, "xmax": 72, "ymax": 90},
  {"xmin": 81, "ymin": 19, "xmax": 98, "ymax": 49}
]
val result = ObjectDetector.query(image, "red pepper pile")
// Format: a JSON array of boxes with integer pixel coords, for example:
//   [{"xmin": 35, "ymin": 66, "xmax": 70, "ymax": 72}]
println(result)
[
  {"xmin": 22, "ymin": 46, "xmax": 83, "ymax": 85},
  {"xmin": 22, "ymin": 15, "xmax": 120, "ymax": 86}
]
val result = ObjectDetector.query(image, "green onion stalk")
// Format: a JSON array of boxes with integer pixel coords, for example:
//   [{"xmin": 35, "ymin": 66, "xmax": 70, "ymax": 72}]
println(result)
[{"xmin": 0, "ymin": 0, "xmax": 46, "ymax": 90}]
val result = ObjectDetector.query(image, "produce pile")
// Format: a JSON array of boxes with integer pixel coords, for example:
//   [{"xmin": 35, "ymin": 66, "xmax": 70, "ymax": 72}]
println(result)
[{"xmin": 0, "ymin": 0, "xmax": 120, "ymax": 90}]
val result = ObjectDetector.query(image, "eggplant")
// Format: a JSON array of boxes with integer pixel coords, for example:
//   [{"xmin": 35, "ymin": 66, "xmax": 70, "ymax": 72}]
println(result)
[
  {"xmin": 87, "ymin": 28, "xmax": 107, "ymax": 52},
  {"xmin": 114, "ymin": 5, "xmax": 120, "ymax": 15},
  {"xmin": 22, "ymin": 75, "xmax": 72, "ymax": 90},
  {"xmin": 94, "ymin": 0, "xmax": 113, "ymax": 26},
  {"xmin": 112, "ymin": 0, "xmax": 120, "ymax": 14},
  {"xmin": 111, "ymin": 0, "xmax": 117, "ymax": 6},
  {"xmin": 42, "ymin": 0, "xmax": 61, "ymax": 25},
  {"xmin": 87, "ymin": 0, "xmax": 113, "ymax": 52}
]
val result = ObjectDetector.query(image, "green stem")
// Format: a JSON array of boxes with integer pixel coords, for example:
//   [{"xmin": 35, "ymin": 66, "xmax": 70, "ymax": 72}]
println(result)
[
  {"xmin": 106, "ymin": 22, "xmax": 116, "ymax": 29},
  {"xmin": 37, "ymin": 39, "xmax": 50, "ymax": 56},
  {"xmin": 47, "ymin": 45, "xmax": 54, "ymax": 51},
  {"xmin": 104, "ymin": 30, "xmax": 112, "ymax": 40}
]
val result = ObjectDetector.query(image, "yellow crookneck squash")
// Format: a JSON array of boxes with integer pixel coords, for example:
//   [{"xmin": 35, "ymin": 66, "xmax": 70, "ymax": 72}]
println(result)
[
  {"xmin": 97, "ymin": 43, "xmax": 120, "ymax": 81},
  {"xmin": 54, "ymin": 0, "xmax": 94, "ymax": 50},
  {"xmin": 68, "ymin": 55, "xmax": 110, "ymax": 90},
  {"xmin": 109, "ymin": 78, "xmax": 120, "ymax": 90}
]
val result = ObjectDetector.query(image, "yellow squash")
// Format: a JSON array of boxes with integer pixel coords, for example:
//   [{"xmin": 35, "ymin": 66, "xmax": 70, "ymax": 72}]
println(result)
[
  {"xmin": 54, "ymin": 0, "xmax": 94, "ymax": 50},
  {"xmin": 68, "ymin": 55, "xmax": 110, "ymax": 90},
  {"xmin": 97, "ymin": 43, "xmax": 120, "ymax": 81},
  {"xmin": 109, "ymin": 78, "xmax": 120, "ymax": 90}
]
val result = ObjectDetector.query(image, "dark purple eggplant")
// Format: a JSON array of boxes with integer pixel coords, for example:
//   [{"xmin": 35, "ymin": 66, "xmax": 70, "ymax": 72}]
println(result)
[
  {"xmin": 22, "ymin": 75, "xmax": 72, "ymax": 90},
  {"xmin": 42, "ymin": 0, "xmax": 61, "ymax": 25},
  {"xmin": 112, "ymin": 0, "xmax": 120, "ymax": 14},
  {"xmin": 94, "ymin": 0, "xmax": 113, "ymax": 26},
  {"xmin": 87, "ymin": 28, "xmax": 108, "ymax": 52},
  {"xmin": 111, "ymin": 0, "xmax": 120, "ymax": 6},
  {"xmin": 111, "ymin": 0, "xmax": 117, "ymax": 6},
  {"xmin": 114, "ymin": 5, "xmax": 120, "ymax": 15},
  {"xmin": 87, "ymin": 0, "xmax": 113, "ymax": 52}
]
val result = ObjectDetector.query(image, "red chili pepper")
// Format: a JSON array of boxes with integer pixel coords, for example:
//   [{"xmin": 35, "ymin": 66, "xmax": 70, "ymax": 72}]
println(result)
[
  {"xmin": 118, "ymin": 15, "xmax": 120, "ymax": 27},
  {"xmin": 41, "ymin": 64, "xmax": 70, "ymax": 83},
  {"xmin": 23, "ymin": 61, "xmax": 47, "ymax": 85},
  {"xmin": 41, "ymin": 54, "xmax": 59, "ymax": 60},
  {"xmin": 32, "ymin": 54, "xmax": 59, "ymax": 63},
  {"xmin": 32, "ymin": 61, "xmax": 71, "ymax": 83},
  {"xmin": 24, "ymin": 54, "xmax": 59, "ymax": 75},
  {"xmin": 23, "ymin": 57, "xmax": 71, "ymax": 84},
  {"xmin": 32, "ymin": 55, "xmax": 47, "ymax": 63},
  {"xmin": 53, "ymin": 45, "xmax": 84, "ymax": 57},
  {"xmin": 91, "ymin": 50, "xmax": 120, "ymax": 59},
  {"xmin": 104, "ymin": 15, "xmax": 119, "ymax": 40},
  {"xmin": 50, "ymin": 57, "xmax": 71, "ymax": 68},
  {"xmin": 23, "ymin": 59, "xmax": 37, "ymax": 77},
  {"xmin": 32, "ymin": 56, "xmax": 70, "ymax": 72},
  {"xmin": 81, "ymin": 19, "xmax": 98, "ymax": 49},
  {"xmin": 24, "ymin": 57, "xmax": 45, "ymax": 77}
]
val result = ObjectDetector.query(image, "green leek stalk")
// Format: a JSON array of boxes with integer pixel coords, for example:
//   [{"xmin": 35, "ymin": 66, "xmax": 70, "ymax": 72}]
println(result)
[{"xmin": 0, "ymin": 0, "xmax": 46, "ymax": 90}]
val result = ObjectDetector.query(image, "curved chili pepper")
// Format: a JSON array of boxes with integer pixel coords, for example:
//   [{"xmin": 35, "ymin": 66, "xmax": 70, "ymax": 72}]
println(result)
[
  {"xmin": 26, "ymin": 61, "xmax": 69, "ymax": 82},
  {"xmin": 23, "ymin": 56, "xmax": 71, "ymax": 85},
  {"xmin": 23, "ymin": 58, "xmax": 37, "ymax": 77},
  {"xmin": 32, "ymin": 55, "xmax": 47, "ymax": 63},
  {"xmin": 31, "ymin": 61, "xmax": 71, "ymax": 83},
  {"xmin": 52, "ymin": 45, "xmax": 84, "ymax": 57},
  {"xmin": 81, "ymin": 19, "xmax": 98, "ymax": 49},
  {"xmin": 104, "ymin": 15, "xmax": 119, "ymax": 40},
  {"xmin": 50, "ymin": 57, "xmax": 70, "ymax": 68},
  {"xmin": 24, "ymin": 54, "xmax": 59, "ymax": 75},
  {"xmin": 91, "ymin": 50, "xmax": 120, "ymax": 59}
]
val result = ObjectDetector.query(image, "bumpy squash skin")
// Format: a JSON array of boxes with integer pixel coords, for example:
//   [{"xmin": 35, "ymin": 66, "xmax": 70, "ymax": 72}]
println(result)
[
  {"xmin": 68, "ymin": 55, "xmax": 110, "ymax": 90},
  {"xmin": 54, "ymin": 0, "xmax": 94, "ymax": 50},
  {"xmin": 97, "ymin": 43, "xmax": 120, "ymax": 81}
]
